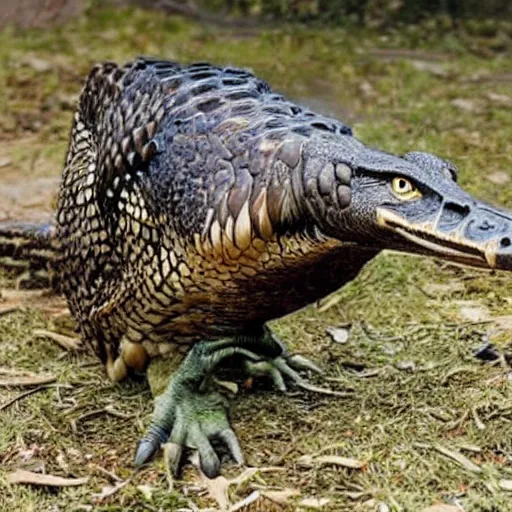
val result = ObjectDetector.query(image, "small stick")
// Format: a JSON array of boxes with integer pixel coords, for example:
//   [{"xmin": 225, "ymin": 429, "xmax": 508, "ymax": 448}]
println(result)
[
  {"xmin": 89, "ymin": 463, "xmax": 123, "ymax": 483},
  {"xmin": 0, "ymin": 374, "xmax": 56, "ymax": 387},
  {"xmin": 33, "ymin": 329, "xmax": 81, "ymax": 351},
  {"xmin": 0, "ymin": 385, "xmax": 49, "ymax": 411}
]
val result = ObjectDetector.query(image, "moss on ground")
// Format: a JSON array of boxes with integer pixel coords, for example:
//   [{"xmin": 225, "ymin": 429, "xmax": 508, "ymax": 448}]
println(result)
[{"xmin": 1, "ymin": 5, "xmax": 512, "ymax": 511}]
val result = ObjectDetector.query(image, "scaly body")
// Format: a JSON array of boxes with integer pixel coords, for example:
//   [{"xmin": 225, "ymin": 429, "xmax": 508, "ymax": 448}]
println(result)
[{"xmin": 56, "ymin": 59, "xmax": 376, "ymax": 371}]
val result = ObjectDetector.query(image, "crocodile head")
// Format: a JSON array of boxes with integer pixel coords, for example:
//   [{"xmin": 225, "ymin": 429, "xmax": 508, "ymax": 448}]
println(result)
[{"xmin": 314, "ymin": 143, "xmax": 512, "ymax": 270}]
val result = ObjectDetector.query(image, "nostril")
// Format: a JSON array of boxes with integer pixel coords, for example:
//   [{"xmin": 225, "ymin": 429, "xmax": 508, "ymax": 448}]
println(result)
[{"xmin": 501, "ymin": 237, "xmax": 511, "ymax": 248}]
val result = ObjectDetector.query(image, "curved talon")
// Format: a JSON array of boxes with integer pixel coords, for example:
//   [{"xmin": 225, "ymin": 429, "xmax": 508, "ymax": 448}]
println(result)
[
  {"xmin": 218, "ymin": 428, "xmax": 245, "ymax": 465},
  {"xmin": 244, "ymin": 360, "xmax": 287, "ymax": 392},
  {"xmin": 189, "ymin": 422, "xmax": 221, "ymax": 478},
  {"xmin": 285, "ymin": 353, "xmax": 324, "ymax": 375},
  {"xmin": 134, "ymin": 425, "xmax": 169, "ymax": 467},
  {"xmin": 163, "ymin": 442, "xmax": 183, "ymax": 478}
]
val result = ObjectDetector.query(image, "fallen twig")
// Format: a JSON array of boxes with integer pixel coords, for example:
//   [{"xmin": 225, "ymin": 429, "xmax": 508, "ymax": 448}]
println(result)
[
  {"xmin": 71, "ymin": 406, "xmax": 133, "ymax": 431},
  {"xmin": 0, "ymin": 368, "xmax": 56, "ymax": 387},
  {"xmin": 6, "ymin": 469, "xmax": 89, "ymax": 487},
  {"xmin": 0, "ymin": 305, "xmax": 22, "ymax": 316},
  {"xmin": 433, "ymin": 444, "xmax": 482, "ymax": 473},
  {"xmin": 33, "ymin": 329, "xmax": 81, "ymax": 351},
  {"xmin": 0, "ymin": 385, "xmax": 50, "ymax": 411}
]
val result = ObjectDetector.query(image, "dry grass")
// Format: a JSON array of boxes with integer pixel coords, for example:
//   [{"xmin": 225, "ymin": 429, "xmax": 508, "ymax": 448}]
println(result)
[{"xmin": 1, "ymin": 5, "xmax": 512, "ymax": 511}]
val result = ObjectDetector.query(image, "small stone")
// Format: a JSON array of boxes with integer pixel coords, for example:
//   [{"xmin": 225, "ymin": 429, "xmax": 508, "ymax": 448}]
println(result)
[
  {"xmin": 325, "ymin": 325, "xmax": 350, "ymax": 344},
  {"xmin": 0, "ymin": 157, "xmax": 12, "ymax": 168},
  {"xmin": 396, "ymin": 360, "xmax": 416, "ymax": 372}
]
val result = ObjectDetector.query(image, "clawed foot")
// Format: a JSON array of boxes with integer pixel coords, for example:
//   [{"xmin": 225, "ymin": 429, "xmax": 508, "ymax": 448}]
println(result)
[
  {"xmin": 135, "ymin": 341, "xmax": 256, "ymax": 477},
  {"xmin": 135, "ymin": 383, "xmax": 243, "ymax": 477},
  {"xmin": 244, "ymin": 352, "xmax": 346, "ymax": 396}
]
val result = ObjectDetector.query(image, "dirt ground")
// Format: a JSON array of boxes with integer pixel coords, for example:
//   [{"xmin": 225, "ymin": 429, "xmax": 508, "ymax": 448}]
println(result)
[{"xmin": 1, "ymin": 5, "xmax": 512, "ymax": 512}]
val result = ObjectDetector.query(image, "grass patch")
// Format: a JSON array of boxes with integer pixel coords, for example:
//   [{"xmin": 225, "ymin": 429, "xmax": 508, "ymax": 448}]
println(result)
[{"xmin": 1, "ymin": 5, "xmax": 512, "ymax": 511}]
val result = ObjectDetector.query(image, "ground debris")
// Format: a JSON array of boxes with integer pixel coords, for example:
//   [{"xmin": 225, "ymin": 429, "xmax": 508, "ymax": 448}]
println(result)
[
  {"xmin": 0, "ymin": 367, "xmax": 56, "ymax": 387},
  {"xmin": 487, "ymin": 171, "xmax": 511, "ymax": 185},
  {"xmin": 421, "ymin": 505, "xmax": 462, "ymax": 512},
  {"xmin": 261, "ymin": 488, "xmax": 300, "ymax": 505},
  {"xmin": 325, "ymin": 325, "xmax": 351, "ymax": 344},
  {"xmin": 315, "ymin": 294, "xmax": 342, "ymax": 312},
  {"xmin": 33, "ymin": 329, "xmax": 81, "ymax": 351},
  {"xmin": 299, "ymin": 496, "xmax": 330, "ymax": 508},
  {"xmin": 451, "ymin": 98, "xmax": 483, "ymax": 114},
  {"xmin": 433, "ymin": 444, "xmax": 482, "ymax": 473},
  {"xmin": 193, "ymin": 463, "xmax": 285, "ymax": 511},
  {"xmin": 297, "ymin": 453, "xmax": 365, "ymax": 469},
  {"xmin": 486, "ymin": 92, "xmax": 512, "ymax": 107},
  {"xmin": 6, "ymin": 468, "xmax": 88, "ymax": 487},
  {"xmin": 498, "ymin": 479, "xmax": 512, "ymax": 491}
]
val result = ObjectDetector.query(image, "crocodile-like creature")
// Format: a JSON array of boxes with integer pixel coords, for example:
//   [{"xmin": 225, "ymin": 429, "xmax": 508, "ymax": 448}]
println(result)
[{"xmin": 2, "ymin": 57, "xmax": 512, "ymax": 477}]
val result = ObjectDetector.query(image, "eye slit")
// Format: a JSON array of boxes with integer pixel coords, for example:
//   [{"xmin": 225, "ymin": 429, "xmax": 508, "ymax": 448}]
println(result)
[{"xmin": 391, "ymin": 177, "xmax": 421, "ymax": 200}]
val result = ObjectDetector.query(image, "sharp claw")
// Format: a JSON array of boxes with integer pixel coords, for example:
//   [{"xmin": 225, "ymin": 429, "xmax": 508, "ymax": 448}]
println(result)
[
  {"xmin": 294, "ymin": 379, "xmax": 351, "ymax": 397},
  {"xmin": 200, "ymin": 450, "xmax": 221, "ymax": 479},
  {"xmin": 163, "ymin": 442, "xmax": 183, "ymax": 477},
  {"xmin": 219, "ymin": 428, "xmax": 245, "ymax": 465},
  {"xmin": 134, "ymin": 425, "xmax": 169, "ymax": 467},
  {"xmin": 287, "ymin": 354, "xmax": 324, "ymax": 374}
]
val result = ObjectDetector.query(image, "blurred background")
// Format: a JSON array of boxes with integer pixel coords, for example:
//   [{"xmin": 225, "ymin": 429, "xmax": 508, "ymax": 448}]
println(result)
[{"xmin": 1, "ymin": 2, "xmax": 512, "ymax": 511}]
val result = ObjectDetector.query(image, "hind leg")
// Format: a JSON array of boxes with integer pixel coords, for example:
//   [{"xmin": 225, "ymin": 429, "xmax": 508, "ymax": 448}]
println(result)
[{"xmin": 105, "ymin": 338, "xmax": 149, "ymax": 382}]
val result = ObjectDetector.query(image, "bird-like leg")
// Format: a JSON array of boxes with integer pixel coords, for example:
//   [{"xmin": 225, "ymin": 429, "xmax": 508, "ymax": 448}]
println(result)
[{"xmin": 135, "ymin": 339, "xmax": 260, "ymax": 477}]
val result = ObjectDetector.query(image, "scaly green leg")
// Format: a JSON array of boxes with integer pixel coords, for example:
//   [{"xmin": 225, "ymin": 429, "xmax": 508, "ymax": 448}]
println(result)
[{"xmin": 134, "ymin": 340, "xmax": 259, "ymax": 477}]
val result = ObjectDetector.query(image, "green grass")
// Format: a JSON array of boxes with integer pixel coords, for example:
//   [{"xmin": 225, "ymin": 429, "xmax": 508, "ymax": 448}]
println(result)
[{"xmin": 1, "ymin": 4, "xmax": 512, "ymax": 511}]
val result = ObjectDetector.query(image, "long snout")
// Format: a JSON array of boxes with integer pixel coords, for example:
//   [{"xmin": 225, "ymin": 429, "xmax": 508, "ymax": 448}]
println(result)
[{"xmin": 376, "ymin": 199, "xmax": 512, "ymax": 271}]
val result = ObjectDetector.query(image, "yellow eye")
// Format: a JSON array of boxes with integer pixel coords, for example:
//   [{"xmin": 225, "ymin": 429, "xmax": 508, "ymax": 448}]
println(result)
[{"xmin": 391, "ymin": 177, "xmax": 422, "ymax": 200}]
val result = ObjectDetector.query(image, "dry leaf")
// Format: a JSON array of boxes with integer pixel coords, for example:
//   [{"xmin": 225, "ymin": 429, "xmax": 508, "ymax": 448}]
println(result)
[
  {"xmin": 421, "ymin": 505, "xmax": 462, "ymax": 512},
  {"xmin": 6, "ymin": 469, "xmax": 88, "ymax": 487},
  {"xmin": 297, "ymin": 454, "xmax": 364, "ymax": 469},
  {"xmin": 92, "ymin": 480, "xmax": 129, "ymax": 501},
  {"xmin": 451, "ymin": 98, "xmax": 482, "ymax": 114},
  {"xmin": 486, "ymin": 92, "xmax": 512, "ymax": 107},
  {"xmin": 491, "ymin": 315, "xmax": 512, "ymax": 332},
  {"xmin": 434, "ymin": 444, "xmax": 482, "ymax": 473},
  {"xmin": 499, "ymin": 479, "xmax": 512, "ymax": 491},
  {"xmin": 0, "ymin": 367, "xmax": 56, "ymax": 387},
  {"xmin": 456, "ymin": 302, "xmax": 490, "ymax": 323},
  {"xmin": 137, "ymin": 484, "xmax": 154, "ymax": 501},
  {"xmin": 229, "ymin": 491, "xmax": 260, "ymax": 512},
  {"xmin": 411, "ymin": 60, "xmax": 448, "ymax": 77},
  {"xmin": 262, "ymin": 488, "xmax": 301, "ymax": 505},
  {"xmin": 359, "ymin": 81, "xmax": 377, "ymax": 98},
  {"xmin": 487, "ymin": 171, "xmax": 511, "ymax": 185},
  {"xmin": 21, "ymin": 56, "xmax": 53, "ymax": 73},
  {"xmin": 316, "ymin": 294, "xmax": 342, "ymax": 313},
  {"xmin": 0, "ymin": 157, "xmax": 12, "ymax": 168},
  {"xmin": 315, "ymin": 455, "xmax": 365, "ymax": 469},
  {"xmin": 423, "ymin": 281, "xmax": 465, "ymax": 295},
  {"xmin": 300, "ymin": 497, "xmax": 330, "ymax": 509},
  {"xmin": 325, "ymin": 326, "xmax": 350, "ymax": 344},
  {"xmin": 200, "ymin": 474, "xmax": 230, "ymax": 510},
  {"xmin": 33, "ymin": 329, "xmax": 81, "ymax": 351}
]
